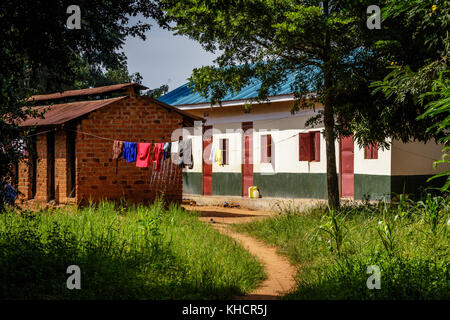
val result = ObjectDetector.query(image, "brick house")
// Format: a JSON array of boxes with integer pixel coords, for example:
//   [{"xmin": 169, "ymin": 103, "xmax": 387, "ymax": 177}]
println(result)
[{"xmin": 17, "ymin": 83, "xmax": 203, "ymax": 205}]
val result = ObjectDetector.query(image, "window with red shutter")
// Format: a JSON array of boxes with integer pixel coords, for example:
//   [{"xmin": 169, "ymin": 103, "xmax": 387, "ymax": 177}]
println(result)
[
  {"xmin": 372, "ymin": 143, "xmax": 378, "ymax": 159},
  {"xmin": 364, "ymin": 143, "xmax": 378, "ymax": 159},
  {"xmin": 220, "ymin": 138, "xmax": 229, "ymax": 165},
  {"xmin": 310, "ymin": 131, "xmax": 320, "ymax": 162},
  {"xmin": 261, "ymin": 134, "xmax": 271, "ymax": 163},
  {"xmin": 299, "ymin": 131, "xmax": 321, "ymax": 161},
  {"xmin": 299, "ymin": 133, "xmax": 311, "ymax": 161}
]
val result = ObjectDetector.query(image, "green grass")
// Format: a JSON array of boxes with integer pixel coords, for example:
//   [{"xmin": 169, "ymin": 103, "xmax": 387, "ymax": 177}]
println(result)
[
  {"xmin": 233, "ymin": 197, "xmax": 449, "ymax": 300},
  {"xmin": 0, "ymin": 199, "xmax": 265, "ymax": 300}
]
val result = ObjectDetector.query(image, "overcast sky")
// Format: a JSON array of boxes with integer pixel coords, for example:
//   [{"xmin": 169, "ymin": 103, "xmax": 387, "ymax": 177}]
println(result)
[{"xmin": 123, "ymin": 20, "xmax": 218, "ymax": 92}]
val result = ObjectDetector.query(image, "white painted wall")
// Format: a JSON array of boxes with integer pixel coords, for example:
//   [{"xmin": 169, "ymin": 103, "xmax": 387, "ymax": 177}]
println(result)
[
  {"xmin": 391, "ymin": 140, "xmax": 449, "ymax": 175},
  {"xmin": 354, "ymin": 140, "xmax": 391, "ymax": 176},
  {"xmin": 180, "ymin": 103, "xmax": 448, "ymax": 179}
]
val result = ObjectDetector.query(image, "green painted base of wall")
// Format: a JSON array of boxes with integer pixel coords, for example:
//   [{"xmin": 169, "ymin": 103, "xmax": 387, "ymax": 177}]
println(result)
[
  {"xmin": 253, "ymin": 172, "xmax": 327, "ymax": 199},
  {"xmin": 183, "ymin": 171, "xmax": 442, "ymax": 200},
  {"xmin": 354, "ymin": 174, "xmax": 390, "ymax": 201},
  {"xmin": 182, "ymin": 172, "xmax": 203, "ymax": 195},
  {"xmin": 391, "ymin": 175, "xmax": 445, "ymax": 199},
  {"xmin": 212, "ymin": 172, "xmax": 242, "ymax": 196}
]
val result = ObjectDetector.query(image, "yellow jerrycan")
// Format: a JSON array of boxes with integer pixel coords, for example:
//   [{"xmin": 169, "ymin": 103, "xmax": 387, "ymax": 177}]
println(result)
[{"xmin": 248, "ymin": 186, "xmax": 260, "ymax": 198}]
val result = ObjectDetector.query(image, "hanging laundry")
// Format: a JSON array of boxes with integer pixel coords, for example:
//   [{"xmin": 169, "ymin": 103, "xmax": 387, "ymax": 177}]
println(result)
[
  {"xmin": 152, "ymin": 143, "xmax": 164, "ymax": 171},
  {"xmin": 209, "ymin": 145, "xmax": 216, "ymax": 163},
  {"xmin": 112, "ymin": 140, "xmax": 124, "ymax": 174},
  {"xmin": 12, "ymin": 138, "xmax": 26, "ymax": 157},
  {"xmin": 122, "ymin": 142, "xmax": 137, "ymax": 163},
  {"xmin": 163, "ymin": 142, "xmax": 172, "ymax": 160},
  {"xmin": 214, "ymin": 148, "xmax": 223, "ymax": 166},
  {"xmin": 112, "ymin": 140, "xmax": 124, "ymax": 159},
  {"xmin": 136, "ymin": 143, "xmax": 152, "ymax": 167},
  {"xmin": 178, "ymin": 139, "xmax": 193, "ymax": 169},
  {"xmin": 1, "ymin": 183, "xmax": 17, "ymax": 206},
  {"xmin": 171, "ymin": 141, "xmax": 179, "ymax": 153}
]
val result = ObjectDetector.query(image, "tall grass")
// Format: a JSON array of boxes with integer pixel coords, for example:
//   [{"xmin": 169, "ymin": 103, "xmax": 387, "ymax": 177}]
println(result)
[
  {"xmin": 0, "ymin": 199, "xmax": 265, "ymax": 300},
  {"xmin": 233, "ymin": 195, "xmax": 449, "ymax": 299}
]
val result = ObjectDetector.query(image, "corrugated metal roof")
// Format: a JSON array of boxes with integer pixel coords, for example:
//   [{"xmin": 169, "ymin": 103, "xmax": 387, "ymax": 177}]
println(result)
[
  {"xmin": 28, "ymin": 83, "xmax": 148, "ymax": 102},
  {"xmin": 158, "ymin": 72, "xmax": 304, "ymax": 106},
  {"xmin": 20, "ymin": 96, "xmax": 204, "ymax": 127},
  {"xmin": 20, "ymin": 96, "xmax": 128, "ymax": 127}
]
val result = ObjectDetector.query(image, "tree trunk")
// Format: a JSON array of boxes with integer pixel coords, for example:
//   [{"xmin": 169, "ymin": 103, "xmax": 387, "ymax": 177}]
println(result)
[
  {"xmin": 323, "ymin": 81, "xmax": 340, "ymax": 209},
  {"xmin": 323, "ymin": 0, "xmax": 340, "ymax": 209}
]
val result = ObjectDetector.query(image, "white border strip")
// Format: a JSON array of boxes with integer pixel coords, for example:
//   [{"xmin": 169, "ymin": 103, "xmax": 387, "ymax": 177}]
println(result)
[
  {"xmin": 176, "ymin": 94, "xmax": 295, "ymax": 110},
  {"xmin": 204, "ymin": 109, "xmax": 322, "ymax": 125}
]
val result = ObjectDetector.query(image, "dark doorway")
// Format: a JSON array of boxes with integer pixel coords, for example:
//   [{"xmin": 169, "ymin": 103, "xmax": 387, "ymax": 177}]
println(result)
[
  {"xmin": 67, "ymin": 128, "xmax": 76, "ymax": 198},
  {"xmin": 31, "ymin": 136, "xmax": 37, "ymax": 199},
  {"xmin": 47, "ymin": 131, "xmax": 55, "ymax": 200}
]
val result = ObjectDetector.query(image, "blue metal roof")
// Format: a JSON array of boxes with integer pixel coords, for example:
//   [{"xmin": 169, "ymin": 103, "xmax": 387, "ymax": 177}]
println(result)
[{"xmin": 158, "ymin": 72, "xmax": 303, "ymax": 106}]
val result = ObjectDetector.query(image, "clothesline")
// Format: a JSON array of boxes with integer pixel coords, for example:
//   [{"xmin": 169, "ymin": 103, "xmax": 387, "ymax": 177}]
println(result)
[
  {"xmin": 20, "ymin": 127, "xmax": 442, "ymax": 163},
  {"xmin": 25, "ymin": 128, "xmax": 57, "ymax": 137}
]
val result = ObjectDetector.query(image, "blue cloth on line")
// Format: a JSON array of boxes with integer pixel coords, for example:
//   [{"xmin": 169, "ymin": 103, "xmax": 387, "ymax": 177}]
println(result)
[
  {"xmin": 1, "ymin": 183, "xmax": 17, "ymax": 206},
  {"xmin": 122, "ymin": 142, "xmax": 137, "ymax": 163}
]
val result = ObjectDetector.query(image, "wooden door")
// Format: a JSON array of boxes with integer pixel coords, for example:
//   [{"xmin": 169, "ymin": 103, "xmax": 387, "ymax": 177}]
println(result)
[
  {"xmin": 202, "ymin": 126, "xmax": 213, "ymax": 195},
  {"xmin": 242, "ymin": 122, "xmax": 253, "ymax": 197},
  {"xmin": 340, "ymin": 135, "xmax": 354, "ymax": 198}
]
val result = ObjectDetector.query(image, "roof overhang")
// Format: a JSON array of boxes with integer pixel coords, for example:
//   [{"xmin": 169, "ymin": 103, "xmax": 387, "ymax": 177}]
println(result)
[
  {"xmin": 27, "ymin": 83, "xmax": 148, "ymax": 103},
  {"xmin": 175, "ymin": 94, "xmax": 296, "ymax": 110},
  {"xmin": 19, "ymin": 96, "xmax": 128, "ymax": 127}
]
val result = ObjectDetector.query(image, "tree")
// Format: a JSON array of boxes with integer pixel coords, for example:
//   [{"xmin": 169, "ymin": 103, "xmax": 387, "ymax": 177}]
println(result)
[
  {"xmin": 372, "ymin": 0, "xmax": 449, "ymax": 191},
  {"xmin": 71, "ymin": 54, "xmax": 144, "ymax": 89},
  {"xmin": 144, "ymin": 84, "xmax": 170, "ymax": 98},
  {"xmin": 161, "ymin": 0, "xmax": 394, "ymax": 208},
  {"xmin": 0, "ymin": 0, "xmax": 164, "ymax": 208}
]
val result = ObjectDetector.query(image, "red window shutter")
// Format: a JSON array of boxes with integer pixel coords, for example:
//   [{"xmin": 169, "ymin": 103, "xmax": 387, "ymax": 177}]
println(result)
[
  {"xmin": 372, "ymin": 142, "xmax": 378, "ymax": 159},
  {"xmin": 261, "ymin": 134, "xmax": 271, "ymax": 163},
  {"xmin": 221, "ymin": 139, "xmax": 229, "ymax": 165},
  {"xmin": 224, "ymin": 139, "xmax": 229, "ymax": 164},
  {"xmin": 314, "ymin": 131, "xmax": 320, "ymax": 162},
  {"xmin": 364, "ymin": 143, "xmax": 379, "ymax": 159},
  {"xmin": 299, "ymin": 133, "xmax": 311, "ymax": 161},
  {"xmin": 364, "ymin": 145, "xmax": 370, "ymax": 159},
  {"xmin": 266, "ymin": 134, "xmax": 271, "ymax": 161},
  {"xmin": 261, "ymin": 135, "xmax": 266, "ymax": 163}
]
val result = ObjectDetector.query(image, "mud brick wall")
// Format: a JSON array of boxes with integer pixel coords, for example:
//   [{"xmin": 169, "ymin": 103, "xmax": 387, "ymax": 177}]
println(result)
[
  {"xmin": 54, "ymin": 130, "xmax": 69, "ymax": 204},
  {"xmin": 75, "ymin": 95, "xmax": 184, "ymax": 204},
  {"xmin": 34, "ymin": 133, "xmax": 50, "ymax": 202},
  {"xmin": 18, "ymin": 160, "xmax": 33, "ymax": 200}
]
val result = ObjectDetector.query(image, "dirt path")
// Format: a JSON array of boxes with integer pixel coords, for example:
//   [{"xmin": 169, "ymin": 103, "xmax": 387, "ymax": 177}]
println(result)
[{"xmin": 183, "ymin": 205, "xmax": 297, "ymax": 300}]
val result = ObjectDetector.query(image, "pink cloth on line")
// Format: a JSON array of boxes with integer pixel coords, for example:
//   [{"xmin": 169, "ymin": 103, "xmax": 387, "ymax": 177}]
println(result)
[{"xmin": 136, "ymin": 143, "xmax": 152, "ymax": 168}]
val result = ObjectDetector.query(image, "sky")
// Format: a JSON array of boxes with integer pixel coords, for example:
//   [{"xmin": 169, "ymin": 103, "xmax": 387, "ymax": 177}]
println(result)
[{"xmin": 123, "ymin": 19, "xmax": 218, "ymax": 92}]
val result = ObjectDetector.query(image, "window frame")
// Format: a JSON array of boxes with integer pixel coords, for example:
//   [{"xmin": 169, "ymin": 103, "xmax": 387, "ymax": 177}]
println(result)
[
  {"xmin": 299, "ymin": 131, "xmax": 320, "ymax": 162},
  {"xmin": 364, "ymin": 143, "xmax": 378, "ymax": 159},
  {"xmin": 261, "ymin": 134, "xmax": 272, "ymax": 163},
  {"xmin": 220, "ymin": 138, "xmax": 229, "ymax": 165}
]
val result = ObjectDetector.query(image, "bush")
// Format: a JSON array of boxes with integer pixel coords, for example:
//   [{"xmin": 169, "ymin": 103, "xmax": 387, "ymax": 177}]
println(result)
[
  {"xmin": 288, "ymin": 252, "xmax": 449, "ymax": 300},
  {"xmin": 234, "ymin": 193, "xmax": 449, "ymax": 300}
]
